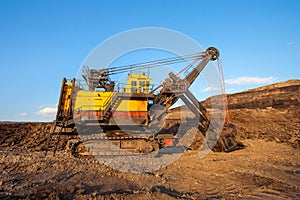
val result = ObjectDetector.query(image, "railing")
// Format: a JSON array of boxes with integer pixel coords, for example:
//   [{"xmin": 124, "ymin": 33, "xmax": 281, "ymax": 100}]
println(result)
[
  {"xmin": 75, "ymin": 105, "xmax": 100, "ymax": 122},
  {"xmin": 101, "ymin": 92, "xmax": 118, "ymax": 117}
]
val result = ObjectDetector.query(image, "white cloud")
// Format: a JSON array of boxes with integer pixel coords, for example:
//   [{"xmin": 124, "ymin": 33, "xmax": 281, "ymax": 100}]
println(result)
[
  {"xmin": 225, "ymin": 76, "xmax": 277, "ymax": 85},
  {"xmin": 38, "ymin": 105, "xmax": 47, "ymax": 109},
  {"xmin": 35, "ymin": 107, "xmax": 56, "ymax": 118},
  {"xmin": 226, "ymin": 88, "xmax": 236, "ymax": 92},
  {"xmin": 202, "ymin": 86, "xmax": 221, "ymax": 92},
  {"xmin": 288, "ymin": 42, "xmax": 300, "ymax": 47},
  {"xmin": 18, "ymin": 112, "xmax": 29, "ymax": 117}
]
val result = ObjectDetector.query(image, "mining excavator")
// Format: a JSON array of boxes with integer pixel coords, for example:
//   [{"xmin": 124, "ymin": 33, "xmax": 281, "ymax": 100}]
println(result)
[{"xmin": 50, "ymin": 47, "xmax": 244, "ymax": 155}]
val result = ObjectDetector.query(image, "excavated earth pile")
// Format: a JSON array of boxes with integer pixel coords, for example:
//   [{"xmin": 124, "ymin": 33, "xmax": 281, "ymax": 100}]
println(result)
[{"xmin": 0, "ymin": 80, "xmax": 299, "ymax": 199}]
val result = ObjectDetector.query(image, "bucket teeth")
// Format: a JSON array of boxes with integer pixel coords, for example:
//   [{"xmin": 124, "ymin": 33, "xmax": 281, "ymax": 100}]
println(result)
[{"xmin": 212, "ymin": 123, "xmax": 245, "ymax": 152}]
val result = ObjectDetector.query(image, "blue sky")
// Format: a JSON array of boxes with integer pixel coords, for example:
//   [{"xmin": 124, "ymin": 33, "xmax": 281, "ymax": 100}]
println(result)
[{"xmin": 0, "ymin": 0, "xmax": 299, "ymax": 121}]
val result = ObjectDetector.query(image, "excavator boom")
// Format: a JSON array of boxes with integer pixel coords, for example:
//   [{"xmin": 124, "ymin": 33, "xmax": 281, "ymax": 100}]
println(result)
[{"xmin": 153, "ymin": 47, "xmax": 243, "ymax": 152}]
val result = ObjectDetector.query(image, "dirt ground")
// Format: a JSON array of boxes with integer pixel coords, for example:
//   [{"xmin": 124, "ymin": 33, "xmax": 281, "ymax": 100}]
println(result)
[{"xmin": 0, "ymin": 80, "xmax": 299, "ymax": 199}]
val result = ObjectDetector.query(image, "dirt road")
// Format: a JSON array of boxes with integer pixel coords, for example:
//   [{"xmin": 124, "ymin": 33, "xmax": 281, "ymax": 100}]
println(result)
[{"xmin": 1, "ymin": 137, "xmax": 299, "ymax": 199}]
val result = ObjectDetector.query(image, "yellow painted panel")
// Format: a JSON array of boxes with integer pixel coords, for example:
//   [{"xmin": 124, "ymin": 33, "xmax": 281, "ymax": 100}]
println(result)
[
  {"xmin": 75, "ymin": 90, "xmax": 115, "ymax": 111},
  {"xmin": 116, "ymin": 100, "xmax": 147, "ymax": 111},
  {"xmin": 61, "ymin": 82, "xmax": 72, "ymax": 112},
  {"xmin": 74, "ymin": 90, "xmax": 147, "ymax": 112}
]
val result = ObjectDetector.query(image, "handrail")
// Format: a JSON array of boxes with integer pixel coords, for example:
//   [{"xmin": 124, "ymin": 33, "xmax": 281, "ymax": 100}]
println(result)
[{"xmin": 101, "ymin": 92, "xmax": 116, "ymax": 111}]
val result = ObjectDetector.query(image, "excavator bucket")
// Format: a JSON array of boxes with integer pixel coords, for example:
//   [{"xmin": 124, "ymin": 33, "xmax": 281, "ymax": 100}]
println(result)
[{"xmin": 213, "ymin": 123, "xmax": 245, "ymax": 152}]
